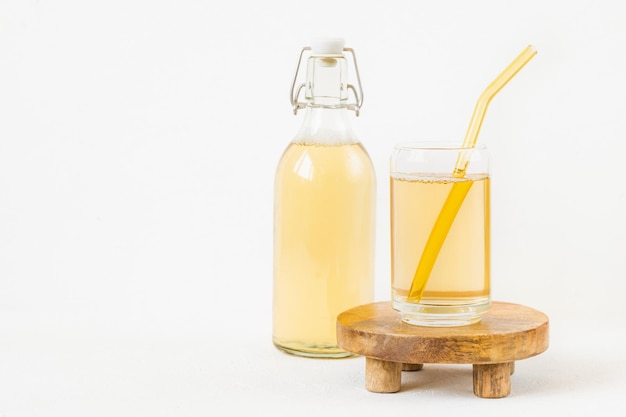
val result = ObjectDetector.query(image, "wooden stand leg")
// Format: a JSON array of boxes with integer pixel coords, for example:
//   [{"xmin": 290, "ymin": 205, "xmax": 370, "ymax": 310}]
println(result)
[
  {"xmin": 509, "ymin": 361, "xmax": 515, "ymax": 375},
  {"xmin": 365, "ymin": 357, "xmax": 401, "ymax": 393},
  {"xmin": 402, "ymin": 363, "xmax": 424, "ymax": 372},
  {"xmin": 473, "ymin": 362, "xmax": 512, "ymax": 398}
]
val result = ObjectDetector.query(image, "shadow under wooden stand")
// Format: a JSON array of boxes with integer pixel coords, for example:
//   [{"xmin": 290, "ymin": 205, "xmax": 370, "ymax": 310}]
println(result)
[{"xmin": 336, "ymin": 301, "xmax": 549, "ymax": 398}]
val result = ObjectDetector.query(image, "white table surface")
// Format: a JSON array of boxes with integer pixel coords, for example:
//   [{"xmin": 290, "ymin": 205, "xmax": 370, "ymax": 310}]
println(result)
[{"xmin": 1, "ymin": 296, "xmax": 624, "ymax": 417}]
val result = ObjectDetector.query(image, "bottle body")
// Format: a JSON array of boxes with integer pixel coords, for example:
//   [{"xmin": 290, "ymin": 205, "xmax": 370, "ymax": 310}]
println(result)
[
  {"xmin": 273, "ymin": 41, "xmax": 375, "ymax": 358},
  {"xmin": 273, "ymin": 133, "xmax": 375, "ymax": 357}
]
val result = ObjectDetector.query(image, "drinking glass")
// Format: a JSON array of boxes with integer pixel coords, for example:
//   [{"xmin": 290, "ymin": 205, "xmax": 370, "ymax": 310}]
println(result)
[{"xmin": 390, "ymin": 142, "xmax": 491, "ymax": 326}]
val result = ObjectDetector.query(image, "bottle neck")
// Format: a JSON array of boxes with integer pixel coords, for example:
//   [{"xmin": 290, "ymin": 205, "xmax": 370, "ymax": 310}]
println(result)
[
  {"xmin": 294, "ymin": 54, "xmax": 357, "ymax": 145},
  {"xmin": 305, "ymin": 54, "xmax": 349, "ymax": 109}
]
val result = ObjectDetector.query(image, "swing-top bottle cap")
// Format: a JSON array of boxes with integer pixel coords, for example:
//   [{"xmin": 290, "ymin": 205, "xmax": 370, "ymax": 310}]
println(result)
[
  {"xmin": 310, "ymin": 38, "xmax": 345, "ymax": 55},
  {"xmin": 290, "ymin": 38, "xmax": 363, "ymax": 116}
]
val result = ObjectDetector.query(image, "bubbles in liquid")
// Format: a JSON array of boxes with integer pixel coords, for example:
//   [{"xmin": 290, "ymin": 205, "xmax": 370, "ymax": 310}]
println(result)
[{"xmin": 391, "ymin": 173, "xmax": 488, "ymax": 183}]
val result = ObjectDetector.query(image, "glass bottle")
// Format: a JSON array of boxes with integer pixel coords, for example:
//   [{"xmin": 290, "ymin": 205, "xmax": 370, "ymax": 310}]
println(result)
[{"xmin": 273, "ymin": 39, "xmax": 376, "ymax": 358}]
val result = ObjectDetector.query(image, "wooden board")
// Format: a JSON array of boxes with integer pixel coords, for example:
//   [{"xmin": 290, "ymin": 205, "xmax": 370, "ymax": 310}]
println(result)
[{"xmin": 336, "ymin": 301, "xmax": 549, "ymax": 398}]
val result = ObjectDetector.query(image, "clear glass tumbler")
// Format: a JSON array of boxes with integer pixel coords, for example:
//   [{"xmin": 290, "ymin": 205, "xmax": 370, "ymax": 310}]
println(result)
[{"xmin": 390, "ymin": 142, "xmax": 491, "ymax": 326}]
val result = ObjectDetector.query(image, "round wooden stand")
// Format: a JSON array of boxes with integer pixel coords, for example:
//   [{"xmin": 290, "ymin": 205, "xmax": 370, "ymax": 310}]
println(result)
[{"xmin": 336, "ymin": 301, "xmax": 549, "ymax": 398}]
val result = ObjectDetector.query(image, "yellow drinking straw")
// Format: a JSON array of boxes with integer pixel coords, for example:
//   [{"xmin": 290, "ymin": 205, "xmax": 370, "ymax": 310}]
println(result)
[{"xmin": 406, "ymin": 45, "xmax": 537, "ymax": 303}]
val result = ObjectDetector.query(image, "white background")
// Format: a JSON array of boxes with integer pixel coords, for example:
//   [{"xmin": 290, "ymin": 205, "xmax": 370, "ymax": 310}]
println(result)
[{"xmin": 1, "ymin": 0, "xmax": 625, "ymax": 416}]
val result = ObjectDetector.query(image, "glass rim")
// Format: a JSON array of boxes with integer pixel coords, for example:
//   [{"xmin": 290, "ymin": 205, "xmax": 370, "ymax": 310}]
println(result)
[{"xmin": 393, "ymin": 141, "xmax": 488, "ymax": 151}]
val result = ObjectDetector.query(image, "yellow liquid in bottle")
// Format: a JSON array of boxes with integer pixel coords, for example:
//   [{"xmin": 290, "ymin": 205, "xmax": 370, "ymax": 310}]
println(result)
[
  {"xmin": 273, "ymin": 142, "xmax": 375, "ymax": 357},
  {"xmin": 391, "ymin": 175, "xmax": 490, "ymax": 318}
]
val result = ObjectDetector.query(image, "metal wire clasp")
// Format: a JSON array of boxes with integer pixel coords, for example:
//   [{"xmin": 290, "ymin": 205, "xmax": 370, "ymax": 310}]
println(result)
[{"xmin": 289, "ymin": 47, "xmax": 364, "ymax": 116}]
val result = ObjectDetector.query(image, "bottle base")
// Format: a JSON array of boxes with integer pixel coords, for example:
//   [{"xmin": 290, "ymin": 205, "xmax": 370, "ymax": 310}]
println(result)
[
  {"xmin": 273, "ymin": 341, "xmax": 354, "ymax": 359},
  {"xmin": 392, "ymin": 297, "xmax": 491, "ymax": 327}
]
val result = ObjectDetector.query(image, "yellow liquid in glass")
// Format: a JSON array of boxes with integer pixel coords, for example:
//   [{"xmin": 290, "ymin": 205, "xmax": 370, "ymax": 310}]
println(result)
[{"xmin": 391, "ymin": 175, "xmax": 490, "ymax": 305}]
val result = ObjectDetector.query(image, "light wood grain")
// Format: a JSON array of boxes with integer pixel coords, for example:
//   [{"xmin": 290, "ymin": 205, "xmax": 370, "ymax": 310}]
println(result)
[
  {"xmin": 336, "ymin": 301, "xmax": 549, "ymax": 398},
  {"xmin": 473, "ymin": 363, "xmax": 512, "ymax": 398},
  {"xmin": 401, "ymin": 363, "xmax": 424, "ymax": 372},
  {"xmin": 365, "ymin": 358, "xmax": 401, "ymax": 393}
]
